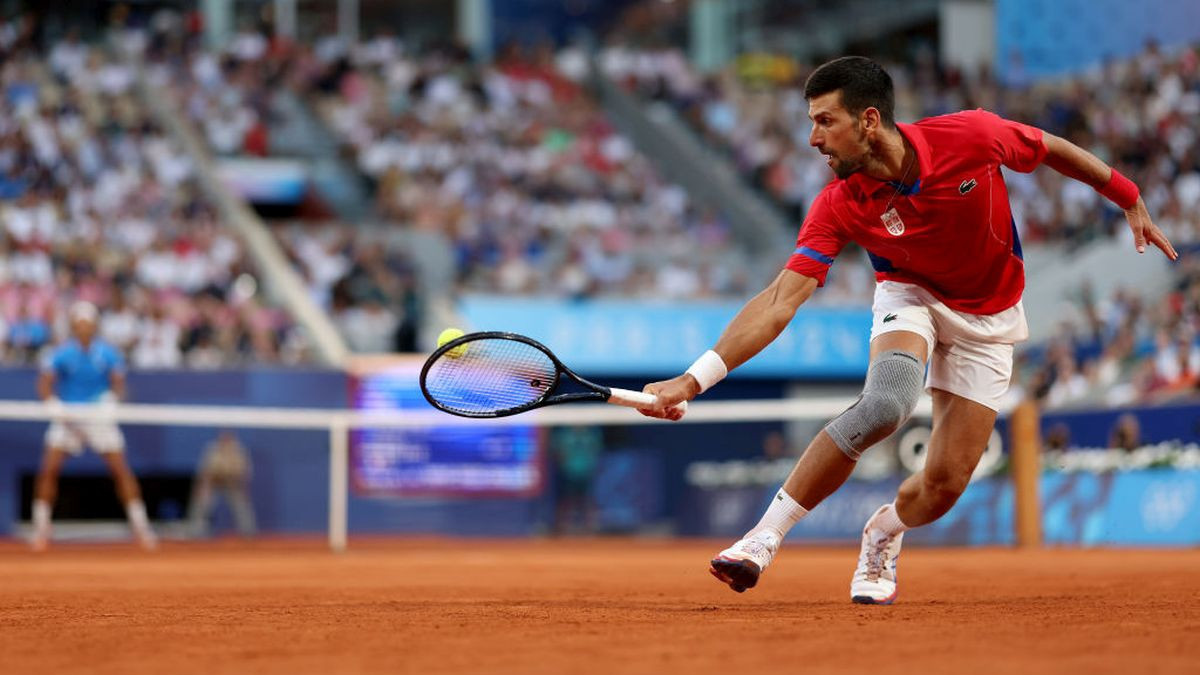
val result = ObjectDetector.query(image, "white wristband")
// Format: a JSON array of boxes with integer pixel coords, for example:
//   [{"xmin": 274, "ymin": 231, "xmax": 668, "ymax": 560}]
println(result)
[{"xmin": 686, "ymin": 350, "xmax": 728, "ymax": 394}]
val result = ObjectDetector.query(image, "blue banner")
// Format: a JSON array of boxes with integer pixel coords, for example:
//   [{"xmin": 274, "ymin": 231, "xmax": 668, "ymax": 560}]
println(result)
[
  {"xmin": 349, "ymin": 357, "xmax": 542, "ymax": 496},
  {"xmin": 683, "ymin": 469, "xmax": 1200, "ymax": 546},
  {"xmin": 458, "ymin": 296, "xmax": 872, "ymax": 378},
  {"xmin": 996, "ymin": 0, "xmax": 1200, "ymax": 82},
  {"xmin": 1041, "ymin": 471, "xmax": 1200, "ymax": 546},
  {"xmin": 1039, "ymin": 402, "xmax": 1200, "ymax": 448}
]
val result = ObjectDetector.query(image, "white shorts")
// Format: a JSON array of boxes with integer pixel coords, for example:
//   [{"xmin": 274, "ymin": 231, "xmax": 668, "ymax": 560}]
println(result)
[
  {"xmin": 869, "ymin": 281, "xmax": 1028, "ymax": 411},
  {"xmin": 46, "ymin": 419, "xmax": 125, "ymax": 456}
]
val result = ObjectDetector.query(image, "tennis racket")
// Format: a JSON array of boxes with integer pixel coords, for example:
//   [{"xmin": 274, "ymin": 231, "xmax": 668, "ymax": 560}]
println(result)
[{"xmin": 419, "ymin": 331, "xmax": 687, "ymax": 419}]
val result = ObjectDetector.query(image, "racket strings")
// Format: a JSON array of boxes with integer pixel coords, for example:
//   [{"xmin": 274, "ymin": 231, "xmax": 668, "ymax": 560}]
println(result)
[{"xmin": 424, "ymin": 338, "xmax": 558, "ymax": 415}]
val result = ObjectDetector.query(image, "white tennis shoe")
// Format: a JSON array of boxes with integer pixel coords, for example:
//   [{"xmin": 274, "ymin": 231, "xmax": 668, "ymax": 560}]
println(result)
[
  {"xmin": 30, "ymin": 524, "xmax": 50, "ymax": 552},
  {"xmin": 709, "ymin": 530, "xmax": 781, "ymax": 593},
  {"xmin": 850, "ymin": 504, "xmax": 904, "ymax": 605},
  {"xmin": 134, "ymin": 525, "xmax": 158, "ymax": 551}
]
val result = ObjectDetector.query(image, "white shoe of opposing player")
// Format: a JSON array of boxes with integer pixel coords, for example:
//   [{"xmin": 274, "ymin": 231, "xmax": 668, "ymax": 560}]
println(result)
[
  {"xmin": 134, "ymin": 527, "xmax": 159, "ymax": 551},
  {"xmin": 709, "ymin": 530, "xmax": 781, "ymax": 593},
  {"xmin": 850, "ymin": 504, "xmax": 904, "ymax": 605},
  {"xmin": 30, "ymin": 525, "xmax": 51, "ymax": 553}
]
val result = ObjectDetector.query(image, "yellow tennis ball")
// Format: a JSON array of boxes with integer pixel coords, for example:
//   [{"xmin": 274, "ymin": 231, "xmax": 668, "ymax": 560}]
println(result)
[{"xmin": 437, "ymin": 327, "xmax": 468, "ymax": 358}]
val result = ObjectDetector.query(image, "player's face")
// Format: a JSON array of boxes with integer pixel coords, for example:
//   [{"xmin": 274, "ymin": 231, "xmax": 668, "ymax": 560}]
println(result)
[
  {"xmin": 807, "ymin": 91, "xmax": 870, "ymax": 179},
  {"xmin": 72, "ymin": 318, "xmax": 96, "ymax": 342}
]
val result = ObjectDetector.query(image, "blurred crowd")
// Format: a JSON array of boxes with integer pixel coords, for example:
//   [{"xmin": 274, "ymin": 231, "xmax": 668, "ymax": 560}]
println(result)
[
  {"xmin": 88, "ymin": 10, "xmax": 865, "ymax": 347},
  {"xmin": 139, "ymin": 23, "xmax": 443, "ymax": 350},
  {"xmin": 0, "ymin": 19, "xmax": 306, "ymax": 368},
  {"xmin": 273, "ymin": 221, "xmax": 419, "ymax": 353},
  {"xmin": 1018, "ymin": 255, "xmax": 1200, "ymax": 410},
  {"xmin": 301, "ymin": 40, "xmax": 755, "ymax": 300},
  {"xmin": 165, "ymin": 25, "xmax": 276, "ymax": 158},
  {"xmin": 128, "ymin": 17, "xmax": 761, "ymax": 361}
]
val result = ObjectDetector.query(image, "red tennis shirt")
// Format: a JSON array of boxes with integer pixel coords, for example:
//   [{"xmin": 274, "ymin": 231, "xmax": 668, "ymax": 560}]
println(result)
[{"xmin": 786, "ymin": 109, "xmax": 1047, "ymax": 315}]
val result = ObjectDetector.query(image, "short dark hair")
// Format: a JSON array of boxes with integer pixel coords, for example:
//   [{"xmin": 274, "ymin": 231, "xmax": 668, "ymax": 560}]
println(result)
[{"xmin": 803, "ymin": 56, "xmax": 895, "ymax": 128}]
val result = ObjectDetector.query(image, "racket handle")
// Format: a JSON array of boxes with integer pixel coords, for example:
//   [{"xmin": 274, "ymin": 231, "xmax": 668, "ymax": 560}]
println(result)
[{"xmin": 607, "ymin": 387, "xmax": 688, "ymax": 415}]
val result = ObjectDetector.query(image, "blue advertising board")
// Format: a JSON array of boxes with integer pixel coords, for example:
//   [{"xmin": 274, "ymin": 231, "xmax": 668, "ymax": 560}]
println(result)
[
  {"xmin": 996, "ymin": 0, "xmax": 1200, "ymax": 82},
  {"xmin": 1038, "ymin": 402, "xmax": 1200, "ymax": 448},
  {"xmin": 349, "ymin": 358, "xmax": 543, "ymax": 497},
  {"xmin": 1040, "ymin": 471, "xmax": 1200, "ymax": 547},
  {"xmin": 684, "ymin": 469, "xmax": 1200, "ymax": 547},
  {"xmin": 458, "ymin": 296, "xmax": 872, "ymax": 378}
]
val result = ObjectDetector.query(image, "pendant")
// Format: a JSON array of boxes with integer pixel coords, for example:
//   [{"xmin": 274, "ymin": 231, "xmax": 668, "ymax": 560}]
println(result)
[{"xmin": 880, "ymin": 207, "xmax": 905, "ymax": 236}]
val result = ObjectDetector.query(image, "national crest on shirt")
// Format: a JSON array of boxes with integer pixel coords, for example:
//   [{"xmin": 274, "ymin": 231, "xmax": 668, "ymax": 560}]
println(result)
[{"xmin": 880, "ymin": 207, "xmax": 905, "ymax": 236}]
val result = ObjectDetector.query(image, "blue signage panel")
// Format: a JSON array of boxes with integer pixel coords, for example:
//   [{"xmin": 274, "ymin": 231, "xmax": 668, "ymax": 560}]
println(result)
[
  {"xmin": 349, "ymin": 358, "xmax": 543, "ymax": 496},
  {"xmin": 996, "ymin": 0, "xmax": 1200, "ymax": 81},
  {"xmin": 1041, "ymin": 470, "xmax": 1200, "ymax": 546},
  {"xmin": 684, "ymin": 470, "xmax": 1200, "ymax": 546},
  {"xmin": 458, "ymin": 296, "xmax": 872, "ymax": 378},
  {"xmin": 1038, "ymin": 403, "xmax": 1200, "ymax": 448}
]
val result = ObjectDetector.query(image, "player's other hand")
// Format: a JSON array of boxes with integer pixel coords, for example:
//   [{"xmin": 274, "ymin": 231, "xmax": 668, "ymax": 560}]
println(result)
[
  {"xmin": 639, "ymin": 374, "xmax": 701, "ymax": 421},
  {"xmin": 1126, "ymin": 197, "xmax": 1178, "ymax": 260},
  {"xmin": 97, "ymin": 391, "xmax": 118, "ymax": 423},
  {"xmin": 44, "ymin": 396, "xmax": 65, "ymax": 423}
]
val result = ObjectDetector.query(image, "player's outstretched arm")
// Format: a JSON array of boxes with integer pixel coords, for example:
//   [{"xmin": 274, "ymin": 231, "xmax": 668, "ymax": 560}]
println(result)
[
  {"xmin": 109, "ymin": 371, "xmax": 126, "ymax": 400},
  {"xmin": 1042, "ymin": 132, "xmax": 1178, "ymax": 261},
  {"xmin": 709, "ymin": 269, "xmax": 818, "ymax": 371},
  {"xmin": 639, "ymin": 269, "xmax": 818, "ymax": 419},
  {"xmin": 38, "ymin": 370, "xmax": 65, "ymax": 422},
  {"xmin": 36, "ymin": 371, "xmax": 55, "ymax": 401}
]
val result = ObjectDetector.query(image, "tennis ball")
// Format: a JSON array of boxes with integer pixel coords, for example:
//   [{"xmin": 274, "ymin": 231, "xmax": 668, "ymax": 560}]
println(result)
[{"xmin": 437, "ymin": 327, "xmax": 468, "ymax": 358}]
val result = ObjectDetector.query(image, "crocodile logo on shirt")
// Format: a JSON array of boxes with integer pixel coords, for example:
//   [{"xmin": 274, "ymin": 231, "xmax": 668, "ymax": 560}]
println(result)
[{"xmin": 959, "ymin": 178, "xmax": 978, "ymax": 195}]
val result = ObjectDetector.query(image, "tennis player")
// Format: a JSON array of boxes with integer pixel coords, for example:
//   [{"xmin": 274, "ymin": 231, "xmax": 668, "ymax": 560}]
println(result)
[
  {"xmin": 31, "ymin": 301, "xmax": 157, "ymax": 551},
  {"xmin": 639, "ymin": 56, "xmax": 1177, "ymax": 603}
]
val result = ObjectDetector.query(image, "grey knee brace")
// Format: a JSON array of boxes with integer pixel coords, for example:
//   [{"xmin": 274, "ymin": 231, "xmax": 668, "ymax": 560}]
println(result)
[{"xmin": 825, "ymin": 350, "xmax": 924, "ymax": 460}]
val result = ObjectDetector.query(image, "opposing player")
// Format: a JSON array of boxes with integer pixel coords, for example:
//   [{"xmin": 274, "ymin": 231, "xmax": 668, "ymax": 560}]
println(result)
[
  {"xmin": 31, "ymin": 301, "xmax": 157, "ymax": 551},
  {"xmin": 640, "ymin": 57, "xmax": 1177, "ymax": 603}
]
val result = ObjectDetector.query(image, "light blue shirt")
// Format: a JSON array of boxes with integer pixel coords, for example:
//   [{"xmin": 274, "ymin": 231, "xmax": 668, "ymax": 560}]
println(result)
[{"xmin": 42, "ymin": 339, "xmax": 125, "ymax": 403}]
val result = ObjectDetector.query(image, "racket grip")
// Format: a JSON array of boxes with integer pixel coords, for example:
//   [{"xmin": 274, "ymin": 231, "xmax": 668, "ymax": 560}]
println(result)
[{"xmin": 607, "ymin": 387, "xmax": 688, "ymax": 415}]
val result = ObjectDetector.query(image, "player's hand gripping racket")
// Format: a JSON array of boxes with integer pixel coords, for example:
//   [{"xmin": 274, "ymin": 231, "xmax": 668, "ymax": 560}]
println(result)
[{"xmin": 420, "ymin": 331, "xmax": 687, "ymax": 419}]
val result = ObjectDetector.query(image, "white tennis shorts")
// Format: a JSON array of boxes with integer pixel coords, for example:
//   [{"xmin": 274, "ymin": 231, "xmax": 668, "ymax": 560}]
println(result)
[
  {"xmin": 869, "ymin": 281, "xmax": 1028, "ymax": 411},
  {"xmin": 45, "ymin": 419, "xmax": 125, "ymax": 456}
]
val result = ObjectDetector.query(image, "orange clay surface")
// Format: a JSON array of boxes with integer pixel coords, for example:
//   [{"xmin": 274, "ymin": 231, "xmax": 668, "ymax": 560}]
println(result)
[{"xmin": 0, "ymin": 538, "xmax": 1197, "ymax": 675}]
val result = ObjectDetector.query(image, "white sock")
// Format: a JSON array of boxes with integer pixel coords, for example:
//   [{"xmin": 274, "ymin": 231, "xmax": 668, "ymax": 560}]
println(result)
[
  {"xmin": 871, "ymin": 502, "xmax": 910, "ymax": 536},
  {"xmin": 33, "ymin": 499, "xmax": 51, "ymax": 532},
  {"xmin": 747, "ymin": 488, "xmax": 809, "ymax": 540},
  {"xmin": 125, "ymin": 499, "xmax": 151, "ymax": 533}
]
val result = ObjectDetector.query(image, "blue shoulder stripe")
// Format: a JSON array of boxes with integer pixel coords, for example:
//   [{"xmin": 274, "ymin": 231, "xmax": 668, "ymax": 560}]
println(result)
[{"xmin": 794, "ymin": 246, "xmax": 834, "ymax": 265}]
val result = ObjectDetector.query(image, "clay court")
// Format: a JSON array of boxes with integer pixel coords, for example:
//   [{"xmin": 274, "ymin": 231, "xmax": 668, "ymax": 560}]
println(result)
[{"xmin": 1, "ymin": 539, "xmax": 1196, "ymax": 674}]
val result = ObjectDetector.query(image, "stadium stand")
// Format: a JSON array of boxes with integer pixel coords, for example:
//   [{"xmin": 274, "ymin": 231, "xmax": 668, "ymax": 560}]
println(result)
[
  {"xmin": 289, "ymin": 40, "xmax": 760, "ymax": 300},
  {"xmin": 0, "ymin": 30, "xmax": 308, "ymax": 367},
  {"xmin": 134, "ymin": 23, "xmax": 791, "ymax": 354},
  {"xmin": 1025, "ymin": 252, "xmax": 1200, "ymax": 409},
  {"xmin": 272, "ymin": 220, "xmax": 420, "ymax": 353}
]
